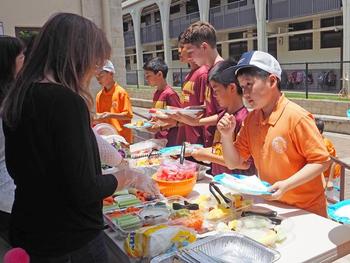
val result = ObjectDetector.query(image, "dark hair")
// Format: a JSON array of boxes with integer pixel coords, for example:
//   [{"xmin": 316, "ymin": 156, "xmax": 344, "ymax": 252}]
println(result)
[
  {"xmin": 315, "ymin": 118, "xmax": 325, "ymax": 134},
  {"xmin": 209, "ymin": 60, "xmax": 242, "ymax": 95},
  {"xmin": 0, "ymin": 36, "xmax": 25, "ymax": 104},
  {"xmin": 178, "ymin": 32, "xmax": 184, "ymax": 47},
  {"xmin": 143, "ymin": 57, "xmax": 168, "ymax": 78},
  {"xmin": 182, "ymin": 21, "xmax": 217, "ymax": 48},
  {"xmin": 236, "ymin": 67, "xmax": 282, "ymax": 91},
  {"xmin": 1, "ymin": 13, "xmax": 111, "ymax": 128}
]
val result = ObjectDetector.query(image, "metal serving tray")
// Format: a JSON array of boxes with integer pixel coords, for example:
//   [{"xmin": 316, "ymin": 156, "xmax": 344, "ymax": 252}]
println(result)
[{"xmin": 151, "ymin": 232, "xmax": 280, "ymax": 263}]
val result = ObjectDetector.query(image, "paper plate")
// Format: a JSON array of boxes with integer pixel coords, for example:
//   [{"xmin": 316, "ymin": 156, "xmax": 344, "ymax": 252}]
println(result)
[
  {"xmin": 213, "ymin": 174, "xmax": 272, "ymax": 196},
  {"xmin": 328, "ymin": 199, "xmax": 350, "ymax": 224},
  {"xmin": 159, "ymin": 107, "xmax": 203, "ymax": 117},
  {"xmin": 124, "ymin": 122, "xmax": 152, "ymax": 130},
  {"xmin": 158, "ymin": 144, "xmax": 203, "ymax": 156}
]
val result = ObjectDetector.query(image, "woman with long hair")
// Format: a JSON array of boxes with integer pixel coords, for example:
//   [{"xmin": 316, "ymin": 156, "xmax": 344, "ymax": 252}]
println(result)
[
  {"xmin": 1, "ymin": 13, "xmax": 156, "ymax": 262},
  {"xmin": 0, "ymin": 35, "xmax": 25, "ymax": 243}
]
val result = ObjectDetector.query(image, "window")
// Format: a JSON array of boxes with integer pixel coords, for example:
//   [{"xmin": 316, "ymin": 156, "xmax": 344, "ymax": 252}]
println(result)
[
  {"xmin": 229, "ymin": 41, "xmax": 247, "ymax": 61},
  {"xmin": 172, "ymin": 49, "xmax": 179, "ymax": 60},
  {"xmin": 228, "ymin": 31, "xmax": 243, "ymax": 40},
  {"xmin": 321, "ymin": 30, "xmax": 342, "ymax": 48},
  {"xmin": 141, "ymin": 14, "xmax": 151, "ymax": 26},
  {"xmin": 0, "ymin": 22, "xmax": 4, "ymax": 35},
  {"xmin": 320, "ymin": 16, "xmax": 342, "ymax": 49},
  {"xmin": 170, "ymin": 4, "xmax": 180, "ymax": 14},
  {"xmin": 133, "ymin": 49, "xmax": 137, "ymax": 64},
  {"xmin": 268, "ymin": 38, "xmax": 277, "ymax": 59},
  {"xmin": 289, "ymin": 33, "xmax": 312, "ymax": 50},
  {"xmin": 210, "ymin": 0, "xmax": 221, "ymax": 8},
  {"xmin": 125, "ymin": 56, "xmax": 131, "ymax": 70},
  {"xmin": 321, "ymin": 16, "xmax": 342, "ymax": 28},
  {"xmin": 186, "ymin": 0, "xmax": 199, "ymax": 14},
  {"xmin": 217, "ymin": 44, "xmax": 222, "ymax": 56},
  {"xmin": 288, "ymin": 21, "xmax": 313, "ymax": 51},
  {"xmin": 156, "ymin": 52, "xmax": 164, "ymax": 60},
  {"xmin": 143, "ymin": 53, "xmax": 153, "ymax": 63},
  {"xmin": 154, "ymin": 11, "xmax": 160, "ymax": 23},
  {"xmin": 123, "ymin": 22, "xmax": 129, "ymax": 32},
  {"xmin": 156, "ymin": 44, "xmax": 163, "ymax": 50},
  {"xmin": 253, "ymin": 39, "xmax": 257, "ymax": 50},
  {"xmin": 289, "ymin": 21, "xmax": 312, "ymax": 31}
]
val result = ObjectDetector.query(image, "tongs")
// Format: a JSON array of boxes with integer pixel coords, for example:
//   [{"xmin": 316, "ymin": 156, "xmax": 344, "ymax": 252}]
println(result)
[
  {"xmin": 180, "ymin": 141, "xmax": 186, "ymax": 164},
  {"xmin": 209, "ymin": 182, "xmax": 232, "ymax": 208},
  {"xmin": 241, "ymin": 210, "xmax": 282, "ymax": 225}
]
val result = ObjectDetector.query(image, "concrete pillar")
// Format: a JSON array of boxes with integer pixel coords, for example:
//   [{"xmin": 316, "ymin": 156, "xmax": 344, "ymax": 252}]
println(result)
[
  {"xmin": 254, "ymin": 0, "xmax": 267, "ymax": 52},
  {"xmin": 342, "ymin": 0, "xmax": 350, "ymax": 96},
  {"xmin": 101, "ymin": 0, "xmax": 112, "ymax": 43},
  {"xmin": 157, "ymin": 0, "xmax": 173, "ymax": 86},
  {"xmin": 131, "ymin": 6, "xmax": 144, "ymax": 86},
  {"xmin": 109, "ymin": 0, "xmax": 126, "ymax": 87},
  {"xmin": 198, "ymin": 0, "xmax": 210, "ymax": 22}
]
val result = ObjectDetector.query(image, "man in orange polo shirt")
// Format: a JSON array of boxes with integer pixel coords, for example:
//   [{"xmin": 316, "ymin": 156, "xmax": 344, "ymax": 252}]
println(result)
[
  {"xmin": 95, "ymin": 60, "xmax": 133, "ymax": 143},
  {"xmin": 218, "ymin": 51, "xmax": 330, "ymax": 217}
]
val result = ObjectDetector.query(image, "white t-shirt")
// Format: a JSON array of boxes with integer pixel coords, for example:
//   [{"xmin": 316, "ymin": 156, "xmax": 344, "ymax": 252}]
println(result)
[{"xmin": 0, "ymin": 119, "xmax": 15, "ymax": 213}]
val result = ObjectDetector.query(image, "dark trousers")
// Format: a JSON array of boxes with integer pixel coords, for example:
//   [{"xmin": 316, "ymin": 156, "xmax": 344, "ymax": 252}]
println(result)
[
  {"xmin": 0, "ymin": 210, "xmax": 10, "ymax": 243},
  {"xmin": 30, "ymin": 231, "xmax": 108, "ymax": 263}
]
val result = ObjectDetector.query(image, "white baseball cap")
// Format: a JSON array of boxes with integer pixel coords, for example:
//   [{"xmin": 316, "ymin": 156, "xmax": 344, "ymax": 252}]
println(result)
[
  {"xmin": 102, "ymin": 60, "xmax": 115, "ymax": 73},
  {"xmin": 235, "ymin": 51, "xmax": 282, "ymax": 80}
]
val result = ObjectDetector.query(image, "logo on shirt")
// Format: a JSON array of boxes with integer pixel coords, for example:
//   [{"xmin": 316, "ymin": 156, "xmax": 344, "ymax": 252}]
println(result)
[
  {"xmin": 112, "ymin": 101, "xmax": 118, "ymax": 108},
  {"xmin": 271, "ymin": 136, "xmax": 287, "ymax": 154}
]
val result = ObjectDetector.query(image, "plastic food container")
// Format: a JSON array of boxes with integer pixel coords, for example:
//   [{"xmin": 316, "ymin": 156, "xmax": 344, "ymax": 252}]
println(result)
[
  {"xmin": 153, "ymin": 174, "xmax": 196, "ymax": 197},
  {"xmin": 153, "ymin": 159, "xmax": 198, "ymax": 197}
]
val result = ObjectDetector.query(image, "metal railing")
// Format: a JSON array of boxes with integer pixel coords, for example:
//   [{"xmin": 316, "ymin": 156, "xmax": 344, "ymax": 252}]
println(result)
[
  {"xmin": 328, "ymin": 156, "xmax": 350, "ymax": 203},
  {"xmin": 126, "ymin": 61, "xmax": 350, "ymax": 98},
  {"xmin": 209, "ymin": 0, "xmax": 256, "ymax": 30},
  {"xmin": 140, "ymin": 22, "xmax": 163, "ymax": 44},
  {"xmin": 279, "ymin": 61, "xmax": 350, "ymax": 98},
  {"xmin": 169, "ymin": 12, "xmax": 200, "ymax": 39},
  {"xmin": 268, "ymin": 0, "xmax": 342, "ymax": 21},
  {"xmin": 124, "ymin": 30, "xmax": 135, "ymax": 47},
  {"xmin": 126, "ymin": 68, "xmax": 191, "ymax": 87}
]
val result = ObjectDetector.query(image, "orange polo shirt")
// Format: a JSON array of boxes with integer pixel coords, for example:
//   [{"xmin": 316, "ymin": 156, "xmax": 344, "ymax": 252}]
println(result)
[
  {"xmin": 234, "ymin": 94, "xmax": 330, "ymax": 217},
  {"xmin": 96, "ymin": 83, "xmax": 133, "ymax": 143}
]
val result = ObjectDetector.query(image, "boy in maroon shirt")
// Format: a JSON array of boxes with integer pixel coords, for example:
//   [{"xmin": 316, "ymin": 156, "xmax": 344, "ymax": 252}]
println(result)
[
  {"xmin": 143, "ymin": 57, "xmax": 181, "ymax": 146},
  {"xmin": 175, "ymin": 34, "xmax": 208, "ymax": 145},
  {"xmin": 175, "ymin": 60, "xmax": 255, "ymax": 175},
  {"xmin": 180, "ymin": 22, "xmax": 224, "ymax": 147}
]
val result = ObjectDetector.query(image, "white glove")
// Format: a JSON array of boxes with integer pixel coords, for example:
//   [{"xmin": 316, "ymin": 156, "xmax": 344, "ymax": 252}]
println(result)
[
  {"xmin": 93, "ymin": 130, "xmax": 123, "ymax": 167},
  {"xmin": 113, "ymin": 167, "xmax": 160, "ymax": 196}
]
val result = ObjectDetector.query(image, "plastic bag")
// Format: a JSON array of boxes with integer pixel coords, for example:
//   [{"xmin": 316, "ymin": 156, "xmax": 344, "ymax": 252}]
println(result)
[{"xmin": 124, "ymin": 225, "xmax": 196, "ymax": 258}]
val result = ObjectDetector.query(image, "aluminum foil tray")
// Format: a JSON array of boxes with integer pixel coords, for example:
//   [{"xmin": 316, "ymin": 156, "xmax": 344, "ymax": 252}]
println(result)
[{"xmin": 151, "ymin": 232, "xmax": 280, "ymax": 263}]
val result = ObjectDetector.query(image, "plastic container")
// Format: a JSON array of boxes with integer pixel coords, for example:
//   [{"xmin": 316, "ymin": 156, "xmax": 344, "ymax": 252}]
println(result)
[{"xmin": 153, "ymin": 174, "xmax": 196, "ymax": 197}]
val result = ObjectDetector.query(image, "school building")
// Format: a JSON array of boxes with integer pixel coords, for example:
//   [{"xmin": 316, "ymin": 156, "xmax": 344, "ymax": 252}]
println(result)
[{"xmin": 122, "ymin": 0, "xmax": 350, "ymax": 92}]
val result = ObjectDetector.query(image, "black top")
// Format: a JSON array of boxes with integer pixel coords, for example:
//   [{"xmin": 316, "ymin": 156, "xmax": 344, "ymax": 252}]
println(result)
[{"xmin": 3, "ymin": 83, "xmax": 118, "ymax": 257}]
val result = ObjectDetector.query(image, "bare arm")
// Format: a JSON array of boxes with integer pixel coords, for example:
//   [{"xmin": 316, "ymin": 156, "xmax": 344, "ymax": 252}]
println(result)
[
  {"xmin": 218, "ymin": 113, "xmax": 247, "ymax": 169},
  {"xmin": 267, "ymin": 161, "xmax": 331, "ymax": 200}
]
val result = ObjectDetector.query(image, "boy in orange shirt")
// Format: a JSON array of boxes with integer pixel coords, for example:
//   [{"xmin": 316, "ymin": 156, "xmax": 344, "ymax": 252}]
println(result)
[
  {"xmin": 218, "ymin": 51, "xmax": 330, "ymax": 217},
  {"xmin": 315, "ymin": 118, "xmax": 341, "ymax": 188},
  {"xmin": 95, "ymin": 60, "xmax": 133, "ymax": 143}
]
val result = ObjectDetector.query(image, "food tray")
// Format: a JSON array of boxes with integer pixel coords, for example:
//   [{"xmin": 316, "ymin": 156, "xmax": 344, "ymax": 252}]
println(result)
[{"xmin": 151, "ymin": 233, "xmax": 280, "ymax": 263}]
